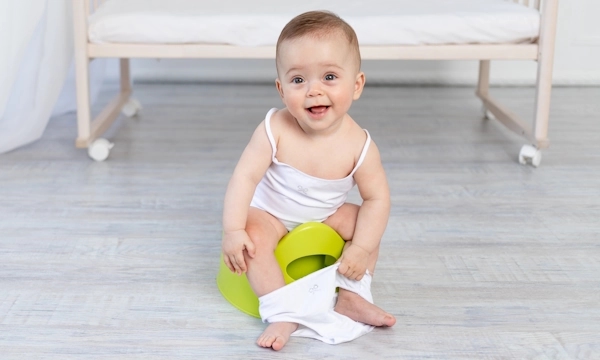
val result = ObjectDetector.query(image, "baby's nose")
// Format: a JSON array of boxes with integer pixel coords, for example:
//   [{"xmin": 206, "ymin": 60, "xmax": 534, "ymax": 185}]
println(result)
[{"xmin": 307, "ymin": 82, "xmax": 323, "ymax": 97}]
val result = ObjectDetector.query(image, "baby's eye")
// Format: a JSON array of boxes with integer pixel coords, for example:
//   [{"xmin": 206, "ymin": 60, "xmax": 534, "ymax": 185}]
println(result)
[
  {"xmin": 324, "ymin": 74, "xmax": 336, "ymax": 81},
  {"xmin": 292, "ymin": 77, "xmax": 304, "ymax": 84}
]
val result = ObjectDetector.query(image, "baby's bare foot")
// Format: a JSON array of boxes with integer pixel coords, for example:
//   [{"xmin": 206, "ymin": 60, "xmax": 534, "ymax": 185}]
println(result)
[
  {"xmin": 335, "ymin": 288, "xmax": 396, "ymax": 327},
  {"xmin": 256, "ymin": 322, "xmax": 298, "ymax": 351}
]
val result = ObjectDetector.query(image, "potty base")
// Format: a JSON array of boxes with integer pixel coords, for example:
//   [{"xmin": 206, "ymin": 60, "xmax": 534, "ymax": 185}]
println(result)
[
  {"xmin": 216, "ymin": 254, "xmax": 260, "ymax": 317},
  {"xmin": 216, "ymin": 222, "xmax": 345, "ymax": 318}
]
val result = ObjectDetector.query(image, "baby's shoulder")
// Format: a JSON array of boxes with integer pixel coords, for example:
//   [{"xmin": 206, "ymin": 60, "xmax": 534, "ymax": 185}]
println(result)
[
  {"xmin": 269, "ymin": 108, "xmax": 293, "ymax": 124},
  {"xmin": 267, "ymin": 109, "xmax": 296, "ymax": 134},
  {"xmin": 344, "ymin": 117, "xmax": 371, "ymax": 147}
]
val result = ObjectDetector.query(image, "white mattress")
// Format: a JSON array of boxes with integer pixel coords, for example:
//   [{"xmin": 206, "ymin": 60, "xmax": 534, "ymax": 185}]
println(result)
[{"xmin": 88, "ymin": 0, "xmax": 540, "ymax": 46}]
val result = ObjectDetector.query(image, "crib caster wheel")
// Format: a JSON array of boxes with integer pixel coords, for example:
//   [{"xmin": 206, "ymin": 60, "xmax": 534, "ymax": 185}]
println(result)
[
  {"xmin": 518, "ymin": 144, "xmax": 541, "ymax": 167},
  {"xmin": 122, "ymin": 98, "xmax": 142, "ymax": 117},
  {"xmin": 88, "ymin": 138, "xmax": 114, "ymax": 162},
  {"xmin": 481, "ymin": 105, "xmax": 494, "ymax": 120}
]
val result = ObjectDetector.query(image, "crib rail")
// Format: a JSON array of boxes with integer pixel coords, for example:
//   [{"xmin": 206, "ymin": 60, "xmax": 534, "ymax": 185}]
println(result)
[
  {"xmin": 87, "ymin": 0, "xmax": 543, "ymax": 12},
  {"xmin": 87, "ymin": 1, "xmax": 543, "ymax": 12}
]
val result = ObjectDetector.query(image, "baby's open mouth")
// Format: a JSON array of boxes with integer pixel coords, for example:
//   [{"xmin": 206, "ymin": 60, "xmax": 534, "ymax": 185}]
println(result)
[{"xmin": 307, "ymin": 106, "xmax": 330, "ymax": 114}]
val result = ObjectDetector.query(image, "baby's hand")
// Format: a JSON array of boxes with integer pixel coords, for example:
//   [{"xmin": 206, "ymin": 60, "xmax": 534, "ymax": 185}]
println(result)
[
  {"xmin": 337, "ymin": 244, "xmax": 370, "ymax": 281},
  {"xmin": 222, "ymin": 230, "xmax": 256, "ymax": 275}
]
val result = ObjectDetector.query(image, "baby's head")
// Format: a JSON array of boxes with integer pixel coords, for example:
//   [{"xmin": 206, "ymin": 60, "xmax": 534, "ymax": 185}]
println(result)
[
  {"xmin": 276, "ymin": 11, "xmax": 361, "ymax": 76},
  {"xmin": 274, "ymin": 11, "xmax": 365, "ymax": 127}
]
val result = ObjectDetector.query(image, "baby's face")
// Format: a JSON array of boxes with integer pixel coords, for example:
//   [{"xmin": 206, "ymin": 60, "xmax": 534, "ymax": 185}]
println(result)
[{"xmin": 276, "ymin": 32, "xmax": 364, "ymax": 133}]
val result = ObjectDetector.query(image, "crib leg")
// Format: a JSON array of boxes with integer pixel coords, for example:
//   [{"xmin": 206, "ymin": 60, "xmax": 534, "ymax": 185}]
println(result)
[
  {"xmin": 477, "ymin": 60, "xmax": 493, "ymax": 119},
  {"xmin": 475, "ymin": 59, "xmax": 535, "ymax": 145},
  {"xmin": 83, "ymin": 59, "xmax": 136, "ymax": 161},
  {"xmin": 477, "ymin": 60, "xmax": 490, "ymax": 96},
  {"xmin": 120, "ymin": 58, "xmax": 131, "ymax": 93},
  {"xmin": 531, "ymin": 65, "xmax": 552, "ymax": 149},
  {"xmin": 72, "ymin": 1, "xmax": 139, "ymax": 160},
  {"xmin": 74, "ymin": 62, "xmax": 92, "ymax": 148},
  {"xmin": 119, "ymin": 59, "xmax": 142, "ymax": 117},
  {"xmin": 74, "ymin": 58, "xmax": 139, "ymax": 161},
  {"xmin": 73, "ymin": 0, "xmax": 92, "ymax": 148},
  {"xmin": 87, "ymin": 59, "xmax": 137, "ymax": 139},
  {"xmin": 532, "ymin": 0, "xmax": 559, "ymax": 150}
]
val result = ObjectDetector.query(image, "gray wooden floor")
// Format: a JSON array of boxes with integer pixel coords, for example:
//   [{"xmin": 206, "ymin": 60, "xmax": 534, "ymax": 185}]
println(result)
[{"xmin": 1, "ymin": 83, "xmax": 599, "ymax": 359}]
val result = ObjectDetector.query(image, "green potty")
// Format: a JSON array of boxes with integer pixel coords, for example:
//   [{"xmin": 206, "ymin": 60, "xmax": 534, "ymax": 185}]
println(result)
[{"xmin": 216, "ymin": 222, "xmax": 345, "ymax": 318}]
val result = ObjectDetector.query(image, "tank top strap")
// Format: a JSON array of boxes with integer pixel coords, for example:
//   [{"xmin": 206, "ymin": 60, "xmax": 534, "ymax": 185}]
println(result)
[
  {"xmin": 263, "ymin": 108, "xmax": 278, "ymax": 161},
  {"xmin": 349, "ymin": 130, "xmax": 372, "ymax": 177}
]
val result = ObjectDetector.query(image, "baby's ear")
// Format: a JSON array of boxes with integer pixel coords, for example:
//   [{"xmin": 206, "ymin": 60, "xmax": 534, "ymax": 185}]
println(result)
[
  {"xmin": 275, "ymin": 78, "xmax": 285, "ymax": 99},
  {"xmin": 353, "ymin": 72, "xmax": 366, "ymax": 100}
]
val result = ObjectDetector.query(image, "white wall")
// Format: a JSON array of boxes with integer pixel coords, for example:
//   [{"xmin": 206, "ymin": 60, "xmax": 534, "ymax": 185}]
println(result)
[{"xmin": 105, "ymin": 1, "xmax": 600, "ymax": 86}]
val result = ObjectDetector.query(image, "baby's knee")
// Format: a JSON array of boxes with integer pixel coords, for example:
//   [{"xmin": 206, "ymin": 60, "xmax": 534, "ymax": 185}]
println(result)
[
  {"xmin": 246, "ymin": 223, "xmax": 278, "ymax": 253},
  {"xmin": 327, "ymin": 204, "xmax": 360, "ymax": 240}
]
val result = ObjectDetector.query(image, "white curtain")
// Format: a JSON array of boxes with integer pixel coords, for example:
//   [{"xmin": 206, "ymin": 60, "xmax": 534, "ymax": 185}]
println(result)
[{"xmin": 0, "ymin": 0, "xmax": 107, "ymax": 154}]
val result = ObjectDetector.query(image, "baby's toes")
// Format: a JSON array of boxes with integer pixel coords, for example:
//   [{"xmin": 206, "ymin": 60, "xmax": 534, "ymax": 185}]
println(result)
[
  {"xmin": 257, "ymin": 334, "xmax": 274, "ymax": 348},
  {"xmin": 271, "ymin": 336, "xmax": 286, "ymax": 351}
]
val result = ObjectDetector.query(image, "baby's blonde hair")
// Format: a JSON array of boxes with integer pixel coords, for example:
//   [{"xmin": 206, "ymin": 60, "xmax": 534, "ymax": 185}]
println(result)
[{"xmin": 276, "ymin": 11, "xmax": 361, "ymax": 74}]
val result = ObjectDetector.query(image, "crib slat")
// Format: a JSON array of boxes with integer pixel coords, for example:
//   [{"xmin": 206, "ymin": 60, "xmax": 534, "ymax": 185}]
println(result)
[{"xmin": 512, "ymin": 0, "xmax": 541, "ymax": 10}]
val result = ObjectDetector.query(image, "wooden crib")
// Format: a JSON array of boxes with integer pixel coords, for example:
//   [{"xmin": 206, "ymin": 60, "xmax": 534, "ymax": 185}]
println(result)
[{"xmin": 72, "ymin": 0, "xmax": 559, "ymax": 166}]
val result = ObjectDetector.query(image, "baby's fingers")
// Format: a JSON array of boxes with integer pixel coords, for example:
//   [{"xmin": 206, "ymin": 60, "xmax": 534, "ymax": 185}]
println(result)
[
  {"xmin": 227, "ymin": 254, "xmax": 243, "ymax": 274},
  {"xmin": 348, "ymin": 269, "xmax": 360, "ymax": 281},
  {"xmin": 338, "ymin": 262, "xmax": 366, "ymax": 281},
  {"xmin": 337, "ymin": 260, "xmax": 349, "ymax": 275},
  {"xmin": 339, "ymin": 263, "xmax": 357, "ymax": 279},
  {"xmin": 223, "ymin": 255, "xmax": 235, "ymax": 273},
  {"xmin": 348, "ymin": 270, "xmax": 364, "ymax": 281},
  {"xmin": 245, "ymin": 239, "xmax": 256, "ymax": 259},
  {"xmin": 234, "ymin": 253, "xmax": 248, "ymax": 274}
]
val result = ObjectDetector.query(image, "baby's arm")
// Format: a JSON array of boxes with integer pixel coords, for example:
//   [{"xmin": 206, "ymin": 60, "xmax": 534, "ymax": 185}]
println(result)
[
  {"xmin": 222, "ymin": 119, "xmax": 274, "ymax": 274},
  {"xmin": 338, "ymin": 141, "xmax": 390, "ymax": 280}
]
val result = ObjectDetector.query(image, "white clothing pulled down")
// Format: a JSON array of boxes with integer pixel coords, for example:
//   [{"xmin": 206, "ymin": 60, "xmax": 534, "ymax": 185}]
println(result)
[{"xmin": 259, "ymin": 263, "xmax": 375, "ymax": 345}]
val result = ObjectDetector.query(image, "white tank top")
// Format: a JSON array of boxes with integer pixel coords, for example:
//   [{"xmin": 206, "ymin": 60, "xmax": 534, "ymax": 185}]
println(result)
[{"xmin": 250, "ymin": 108, "xmax": 372, "ymax": 230}]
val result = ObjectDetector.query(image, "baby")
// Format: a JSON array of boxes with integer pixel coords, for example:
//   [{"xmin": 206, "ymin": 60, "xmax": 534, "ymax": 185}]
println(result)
[{"xmin": 222, "ymin": 10, "xmax": 396, "ymax": 350}]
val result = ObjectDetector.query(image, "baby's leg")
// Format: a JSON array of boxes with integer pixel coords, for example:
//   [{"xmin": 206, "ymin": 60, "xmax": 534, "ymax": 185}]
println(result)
[
  {"xmin": 324, "ymin": 203, "xmax": 396, "ymax": 327},
  {"xmin": 244, "ymin": 207, "xmax": 298, "ymax": 350}
]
